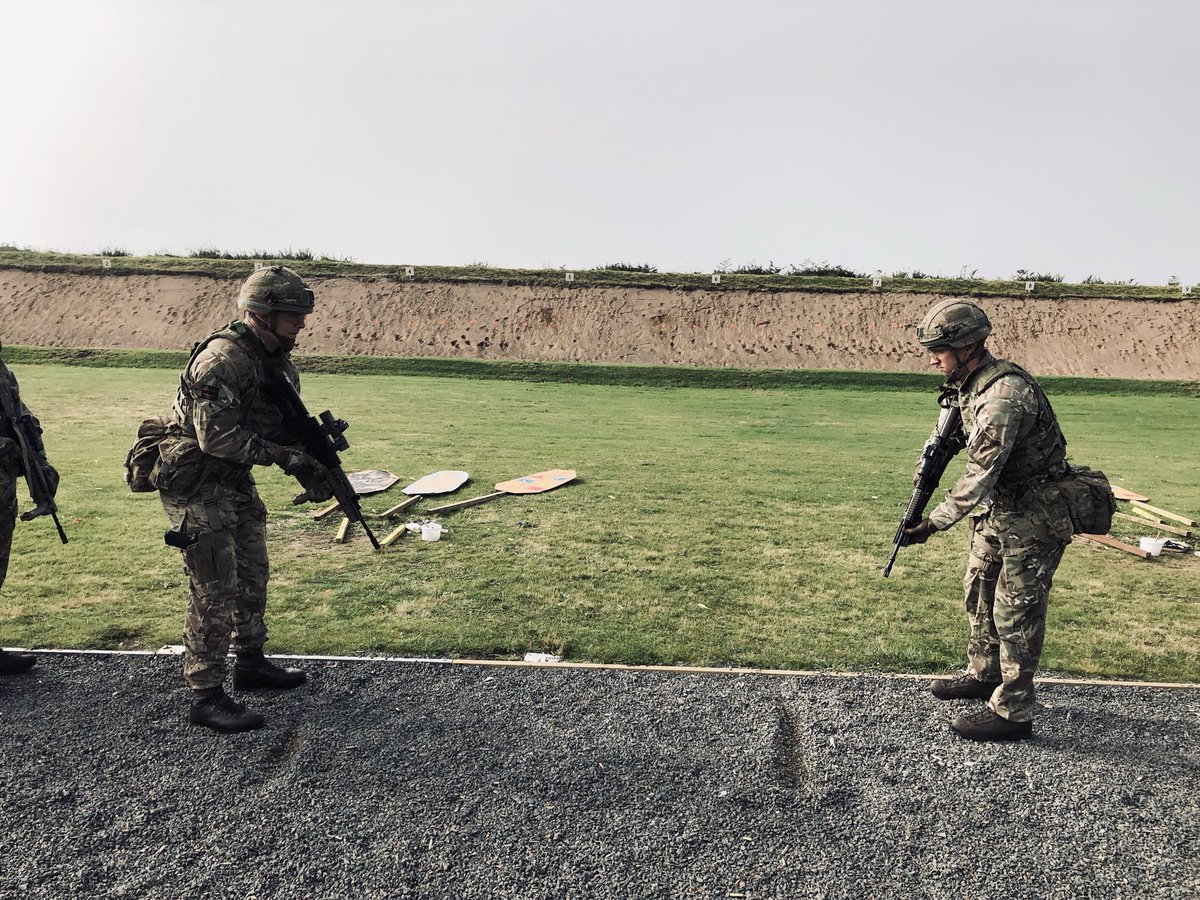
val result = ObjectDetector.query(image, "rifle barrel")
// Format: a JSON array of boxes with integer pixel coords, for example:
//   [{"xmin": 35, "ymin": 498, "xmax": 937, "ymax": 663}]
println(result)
[{"xmin": 51, "ymin": 510, "xmax": 68, "ymax": 545}]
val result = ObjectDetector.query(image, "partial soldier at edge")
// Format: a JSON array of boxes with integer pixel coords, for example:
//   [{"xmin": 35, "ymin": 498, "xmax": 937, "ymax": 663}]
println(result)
[{"xmin": 0, "ymin": 348, "xmax": 61, "ymax": 676}]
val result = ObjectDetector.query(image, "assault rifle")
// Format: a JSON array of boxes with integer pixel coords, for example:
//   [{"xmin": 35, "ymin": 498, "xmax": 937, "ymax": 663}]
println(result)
[
  {"xmin": 0, "ymin": 379, "xmax": 68, "ymax": 544},
  {"xmin": 266, "ymin": 374, "xmax": 381, "ymax": 550},
  {"xmin": 882, "ymin": 393, "xmax": 962, "ymax": 578}
]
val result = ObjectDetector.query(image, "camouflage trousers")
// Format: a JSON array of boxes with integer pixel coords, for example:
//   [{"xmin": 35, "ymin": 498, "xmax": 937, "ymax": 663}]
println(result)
[
  {"xmin": 160, "ymin": 477, "xmax": 270, "ymax": 691},
  {"xmin": 963, "ymin": 511, "xmax": 1067, "ymax": 722}
]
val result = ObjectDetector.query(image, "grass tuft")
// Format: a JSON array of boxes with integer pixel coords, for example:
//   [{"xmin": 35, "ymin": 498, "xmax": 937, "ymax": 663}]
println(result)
[{"xmin": 596, "ymin": 262, "xmax": 658, "ymax": 273}]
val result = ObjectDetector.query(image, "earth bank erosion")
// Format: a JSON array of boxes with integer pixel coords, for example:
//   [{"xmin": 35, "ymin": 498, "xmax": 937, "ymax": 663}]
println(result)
[{"xmin": 2, "ymin": 269, "xmax": 1197, "ymax": 378}]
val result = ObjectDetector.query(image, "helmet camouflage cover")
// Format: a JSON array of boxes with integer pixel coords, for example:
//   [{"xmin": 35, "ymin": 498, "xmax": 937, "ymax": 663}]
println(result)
[
  {"xmin": 916, "ymin": 298, "xmax": 992, "ymax": 350},
  {"xmin": 237, "ymin": 265, "xmax": 315, "ymax": 315}
]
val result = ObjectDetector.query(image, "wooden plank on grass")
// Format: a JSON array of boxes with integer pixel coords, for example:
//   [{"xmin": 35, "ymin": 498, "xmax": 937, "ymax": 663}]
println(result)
[
  {"xmin": 427, "ymin": 492, "xmax": 505, "ymax": 514},
  {"xmin": 1113, "ymin": 511, "xmax": 1192, "ymax": 537},
  {"xmin": 312, "ymin": 500, "xmax": 341, "ymax": 521},
  {"xmin": 380, "ymin": 524, "xmax": 407, "ymax": 547},
  {"xmin": 1129, "ymin": 505, "xmax": 1164, "ymax": 523},
  {"xmin": 377, "ymin": 495, "xmax": 420, "ymax": 518},
  {"xmin": 1130, "ymin": 501, "xmax": 1196, "ymax": 527},
  {"xmin": 1112, "ymin": 486, "xmax": 1150, "ymax": 502},
  {"xmin": 1078, "ymin": 533, "xmax": 1151, "ymax": 558},
  {"xmin": 334, "ymin": 517, "xmax": 351, "ymax": 544}
]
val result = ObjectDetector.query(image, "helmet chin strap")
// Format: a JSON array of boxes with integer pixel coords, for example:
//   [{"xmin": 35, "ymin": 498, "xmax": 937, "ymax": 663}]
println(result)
[
  {"xmin": 248, "ymin": 311, "xmax": 295, "ymax": 352},
  {"xmin": 947, "ymin": 342, "xmax": 984, "ymax": 382}
]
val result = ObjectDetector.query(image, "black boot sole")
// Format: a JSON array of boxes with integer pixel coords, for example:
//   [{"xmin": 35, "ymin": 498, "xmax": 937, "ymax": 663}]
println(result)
[
  {"xmin": 232, "ymin": 670, "xmax": 308, "ymax": 691},
  {"xmin": 949, "ymin": 718, "xmax": 1033, "ymax": 741},
  {"xmin": 0, "ymin": 657, "xmax": 37, "ymax": 676},
  {"xmin": 931, "ymin": 681, "xmax": 1002, "ymax": 701},
  {"xmin": 189, "ymin": 708, "xmax": 266, "ymax": 732}
]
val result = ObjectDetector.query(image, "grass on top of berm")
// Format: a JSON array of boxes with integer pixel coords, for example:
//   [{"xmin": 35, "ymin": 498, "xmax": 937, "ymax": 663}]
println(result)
[{"xmin": 2, "ymin": 363, "xmax": 1197, "ymax": 681}]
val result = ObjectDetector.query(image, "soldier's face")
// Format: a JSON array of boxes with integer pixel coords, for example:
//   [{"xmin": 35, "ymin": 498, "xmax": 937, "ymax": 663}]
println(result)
[
  {"xmin": 929, "ymin": 348, "xmax": 959, "ymax": 376},
  {"xmin": 274, "ymin": 312, "xmax": 307, "ymax": 343}
]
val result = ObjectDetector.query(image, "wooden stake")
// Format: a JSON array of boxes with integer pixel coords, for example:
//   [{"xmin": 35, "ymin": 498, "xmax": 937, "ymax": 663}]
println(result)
[
  {"xmin": 1077, "ymin": 533, "xmax": 1151, "ymax": 558},
  {"xmin": 334, "ymin": 517, "xmax": 351, "ymax": 544},
  {"xmin": 1130, "ymin": 500, "xmax": 1196, "ymax": 527},
  {"xmin": 312, "ymin": 500, "xmax": 342, "ymax": 521},
  {"xmin": 1113, "ymin": 511, "xmax": 1192, "ymax": 537},
  {"xmin": 377, "ymin": 495, "xmax": 420, "ymax": 518},
  {"xmin": 427, "ymin": 492, "xmax": 505, "ymax": 514},
  {"xmin": 379, "ymin": 524, "xmax": 407, "ymax": 547}
]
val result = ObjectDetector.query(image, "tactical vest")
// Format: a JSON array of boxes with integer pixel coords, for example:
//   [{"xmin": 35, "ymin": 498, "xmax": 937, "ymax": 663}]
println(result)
[
  {"xmin": 956, "ymin": 357, "xmax": 1068, "ymax": 494},
  {"xmin": 170, "ymin": 321, "xmax": 295, "ymax": 445},
  {"xmin": 156, "ymin": 321, "xmax": 297, "ymax": 493}
]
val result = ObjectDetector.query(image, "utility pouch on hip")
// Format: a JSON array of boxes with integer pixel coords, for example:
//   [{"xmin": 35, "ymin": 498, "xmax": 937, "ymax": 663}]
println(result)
[
  {"xmin": 125, "ymin": 416, "xmax": 171, "ymax": 493},
  {"xmin": 1059, "ymin": 465, "xmax": 1117, "ymax": 535}
]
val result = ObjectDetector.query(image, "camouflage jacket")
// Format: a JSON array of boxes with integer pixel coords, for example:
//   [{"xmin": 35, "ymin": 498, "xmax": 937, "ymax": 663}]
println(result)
[
  {"xmin": 0, "ymin": 359, "xmax": 44, "ymax": 469},
  {"xmin": 928, "ymin": 351, "xmax": 1069, "ymax": 532},
  {"xmin": 158, "ymin": 321, "xmax": 299, "ymax": 489}
]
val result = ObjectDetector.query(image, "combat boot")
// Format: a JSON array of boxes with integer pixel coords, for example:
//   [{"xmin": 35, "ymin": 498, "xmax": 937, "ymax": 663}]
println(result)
[
  {"xmin": 950, "ymin": 707, "xmax": 1032, "ymax": 742},
  {"xmin": 0, "ymin": 649, "xmax": 36, "ymax": 676},
  {"xmin": 189, "ymin": 687, "xmax": 265, "ymax": 733},
  {"xmin": 233, "ymin": 649, "xmax": 307, "ymax": 691},
  {"xmin": 930, "ymin": 673, "xmax": 1001, "ymax": 700}
]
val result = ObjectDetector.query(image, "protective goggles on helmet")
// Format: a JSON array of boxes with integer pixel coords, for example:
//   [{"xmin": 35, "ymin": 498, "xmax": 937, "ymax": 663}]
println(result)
[
  {"xmin": 916, "ymin": 321, "xmax": 966, "ymax": 345},
  {"xmin": 259, "ymin": 285, "xmax": 314, "ymax": 308}
]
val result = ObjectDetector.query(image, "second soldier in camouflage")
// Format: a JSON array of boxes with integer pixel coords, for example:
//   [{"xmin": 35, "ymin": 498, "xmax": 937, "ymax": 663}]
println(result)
[
  {"xmin": 156, "ymin": 266, "xmax": 334, "ymax": 733},
  {"xmin": 903, "ymin": 299, "xmax": 1074, "ymax": 742}
]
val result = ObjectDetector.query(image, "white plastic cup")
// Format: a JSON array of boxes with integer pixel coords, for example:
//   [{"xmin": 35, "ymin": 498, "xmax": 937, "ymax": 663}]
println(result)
[
  {"xmin": 420, "ymin": 523, "xmax": 444, "ymax": 542},
  {"xmin": 1138, "ymin": 537, "xmax": 1164, "ymax": 557}
]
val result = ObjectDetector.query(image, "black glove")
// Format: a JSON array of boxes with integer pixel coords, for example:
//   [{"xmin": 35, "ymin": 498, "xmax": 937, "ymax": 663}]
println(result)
[
  {"xmin": 275, "ymin": 447, "xmax": 334, "ymax": 504},
  {"xmin": 902, "ymin": 517, "xmax": 939, "ymax": 545},
  {"xmin": 40, "ymin": 461, "xmax": 59, "ymax": 499},
  {"xmin": 275, "ymin": 447, "xmax": 319, "ymax": 476},
  {"xmin": 292, "ymin": 475, "xmax": 334, "ymax": 505}
]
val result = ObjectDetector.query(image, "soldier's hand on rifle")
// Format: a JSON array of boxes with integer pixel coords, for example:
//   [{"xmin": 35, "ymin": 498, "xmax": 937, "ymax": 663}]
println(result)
[
  {"xmin": 275, "ymin": 447, "xmax": 334, "ymax": 504},
  {"xmin": 276, "ymin": 449, "xmax": 333, "ymax": 503},
  {"xmin": 39, "ymin": 460, "xmax": 59, "ymax": 499},
  {"xmin": 903, "ymin": 517, "xmax": 938, "ymax": 545},
  {"xmin": 275, "ymin": 446, "xmax": 320, "ymax": 476},
  {"xmin": 292, "ymin": 477, "xmax": 334, "ymax": 505}
]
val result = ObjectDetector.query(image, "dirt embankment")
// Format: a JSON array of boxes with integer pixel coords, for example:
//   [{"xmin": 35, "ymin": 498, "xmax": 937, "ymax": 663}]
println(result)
[{"xmin": 2, "ymin": 270, "xmax": 1197, "ymax": 378}]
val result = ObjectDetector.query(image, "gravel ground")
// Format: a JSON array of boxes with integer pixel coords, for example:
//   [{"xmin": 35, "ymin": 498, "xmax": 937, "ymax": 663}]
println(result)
[{"xmin": 0, "ymin": 653, "xmax": 1197, "ymax": 900}]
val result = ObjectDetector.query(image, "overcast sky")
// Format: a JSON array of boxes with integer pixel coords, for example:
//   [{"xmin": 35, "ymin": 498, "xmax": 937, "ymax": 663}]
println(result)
[{"xmin": 2, "ymin": 1, "xmax": 1195, "ymax": 284}]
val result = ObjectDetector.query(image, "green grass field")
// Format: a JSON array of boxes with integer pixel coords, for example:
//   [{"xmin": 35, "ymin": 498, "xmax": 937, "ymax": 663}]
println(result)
[{"xmin": 2, "ymin": 363, "xmax": 1197, "ymax": 681}]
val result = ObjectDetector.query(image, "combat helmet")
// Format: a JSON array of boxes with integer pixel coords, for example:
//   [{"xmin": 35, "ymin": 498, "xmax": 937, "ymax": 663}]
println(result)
[
  {"xmin": 237, "ymin": 265, "xmax": 315, "ymax": 315},
  {"xmin": 916, "ymin": 299, "xmax": 992, "ymax": 350}
]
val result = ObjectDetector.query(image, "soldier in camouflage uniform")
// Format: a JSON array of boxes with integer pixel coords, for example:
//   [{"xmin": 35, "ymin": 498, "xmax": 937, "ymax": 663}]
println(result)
[
  {"xmin": 0, "ymin": 353, "xmax": 58, "ymax": 676},
  {"xmin": 157, "ymin": 267, "xmax": 333, "ymax": 733},
  {"xmin": 903, "ymin": 299, "xmax": 1074, "ymax": 741}
]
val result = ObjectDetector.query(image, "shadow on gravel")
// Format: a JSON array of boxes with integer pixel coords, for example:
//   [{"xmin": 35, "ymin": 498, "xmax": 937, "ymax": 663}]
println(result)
[{"xmin": 1, "ymin": 655, "xmax": 1197, "ymax": 899}]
